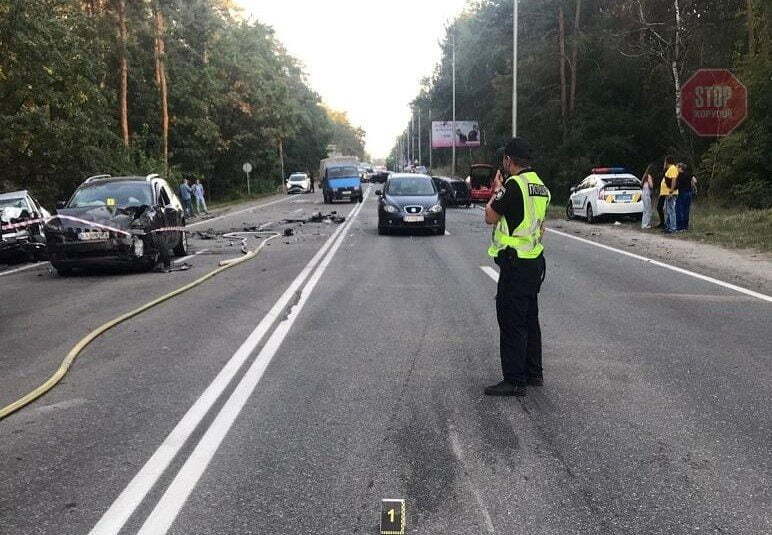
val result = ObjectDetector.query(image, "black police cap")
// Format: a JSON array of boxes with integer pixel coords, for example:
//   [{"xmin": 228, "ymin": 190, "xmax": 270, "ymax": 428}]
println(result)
[{"xmin": 502, "ymin": 137, "xmax": 533, "ymax": 160}]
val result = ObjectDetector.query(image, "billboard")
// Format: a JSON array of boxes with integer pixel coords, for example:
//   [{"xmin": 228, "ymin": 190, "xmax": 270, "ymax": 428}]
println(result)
[{"xmin": 431, "ymin": 121, "xmax": 480, "ymax": 148}]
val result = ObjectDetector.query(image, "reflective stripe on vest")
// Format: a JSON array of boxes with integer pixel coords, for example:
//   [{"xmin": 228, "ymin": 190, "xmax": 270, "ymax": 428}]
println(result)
[{"xmin": 488, "ymin": 171, "xmax": 550, "ymax": 259}]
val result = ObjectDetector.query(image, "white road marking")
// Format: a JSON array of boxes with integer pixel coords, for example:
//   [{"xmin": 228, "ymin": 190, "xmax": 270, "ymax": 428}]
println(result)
[
  {"xmin": 187, "ymin": 197, "xmax": 290, "ymax": 229},
  {"xmin": 290, "ymin": 208, "xmax": 303, "ymax": 214},
  {"xmin": 89, "ymin": 187, "xmax": 371, "ymax": 535},
  {"xmin": 480, "ymin": 265, "xmax": 499, "ymax": 282},
  {"xmin": 134, "ymin": 188, "xmax": 371, "ymax": 535},
  {"xmin": 0, "ymin": 262, "xmax": 46, "ymax": 277},
  {"xmin": 449, "ymin": 429, "xmax": 495, "ymax": 534},
  {"xmin": 546, "ymin": 228, "xmax": 772, "ymax": 303},
  {"xmin": 174, "ymin": 249, "xmax": 208, "ymax": 264}
]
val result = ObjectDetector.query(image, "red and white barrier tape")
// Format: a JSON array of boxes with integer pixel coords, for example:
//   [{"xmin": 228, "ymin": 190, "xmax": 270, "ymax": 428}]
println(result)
[
  {"xmin": 0, "ymin": 218, "xmax": 46, "ymax": 232},
  {"xmin": 1, "ymin": 215, "xmax": 188, "ymax": 237}
]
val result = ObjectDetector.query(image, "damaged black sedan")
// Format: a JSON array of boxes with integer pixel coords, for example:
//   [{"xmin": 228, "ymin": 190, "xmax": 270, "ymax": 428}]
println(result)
[{"xmin": 45, "ymin": 174, "xmax": 188, "ymax": 274}]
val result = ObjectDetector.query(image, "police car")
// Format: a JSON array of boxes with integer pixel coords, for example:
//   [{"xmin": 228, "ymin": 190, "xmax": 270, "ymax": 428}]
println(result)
[{"xmin": 566, "ymin": 168, "xmax": 643, "ymax": 223}]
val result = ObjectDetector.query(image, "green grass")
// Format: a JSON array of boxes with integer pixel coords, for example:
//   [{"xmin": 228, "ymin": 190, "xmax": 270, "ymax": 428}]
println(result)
[
  {"xmin": 684, "ymin": 203, "xmax": 772, "ymax": 252},
  {"xmin": 547, "ymin": 202, "xmax": 772, "ymax": 253}
]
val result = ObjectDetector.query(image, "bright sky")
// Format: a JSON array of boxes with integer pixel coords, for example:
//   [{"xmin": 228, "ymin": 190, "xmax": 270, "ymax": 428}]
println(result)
[{"xmin": 240, "ymin": 0, "xmax": 469, "ymax": 159}]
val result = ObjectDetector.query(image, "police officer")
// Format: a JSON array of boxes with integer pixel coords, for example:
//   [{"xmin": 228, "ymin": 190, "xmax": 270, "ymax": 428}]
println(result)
[{"xmin": 484, "ymin": 137, "xmax": 550, "ymax": 397}]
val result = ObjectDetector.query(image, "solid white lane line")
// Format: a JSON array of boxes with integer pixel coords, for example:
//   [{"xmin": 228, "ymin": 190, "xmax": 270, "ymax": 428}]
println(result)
[
  {"xmin": 0, "ymin": 262, "xmax": 46, "ymax": 277},
  {"xmin": 480, "ymin": 266, "xmax": 499, "ymax": 282},
  {"xmin": 290, "ymin": 208, "xmax": 303, "ymax": 214},
  {"xmin": 135, "ymin": 188, "xmax": 371, "ymax": 535},
  {"xmin": 88, "ymin": 197, "xmax": 360, "ymax": 535},
  {"xmin": 187, "ymin": 197, "xmax": 290, "ymax": 229},
  {"xmin": 546, "ymin": 228, "xmax": 772, "ymax": 303}
]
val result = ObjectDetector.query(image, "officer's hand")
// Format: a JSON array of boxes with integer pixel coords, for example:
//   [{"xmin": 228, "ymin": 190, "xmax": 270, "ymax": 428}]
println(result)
[{"xmin": 493, "ymin": 170, "xmax": 503, "ymax": 191}]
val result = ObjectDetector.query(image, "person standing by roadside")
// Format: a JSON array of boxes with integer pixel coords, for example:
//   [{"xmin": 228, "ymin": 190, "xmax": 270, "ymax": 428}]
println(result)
[
  {"xmin": 484, "ymin": 137, "xmax": 550, "ymax": 397},
  {"xmin": 193, "ymin": 179, "xmax": 209, "ymax": 215},
  {"xmin": 661, "ymin": 156, "xmax": 679, "ymax": 233},
  {"xmin": 675, "ymin": 163, "xmax": 696, "ymax": 231},
  {"xmin": 178, "ymin": 178, "xmax": 193, "ymax": 218},
  {"xmin": 657, "ymin": 156, "xmax": 674, "ymax": 228},
  {"xmin": 640, "ymin": 164, "xmax": 656, "ymax": 229}
]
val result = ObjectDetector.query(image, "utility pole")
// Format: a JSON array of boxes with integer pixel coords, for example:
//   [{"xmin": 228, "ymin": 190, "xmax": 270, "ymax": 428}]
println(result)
[
  {"xmin": 408, "ymin": 117, "xmax": 412, "ymax": 164},
  {"xmin": 428, "ymin": 107, "xmax": 432, "ymax": 171},
  {"xmin": 451, "ymin": 28, "xmax": 457, "ymax": 177},
  {"xmin": 513, "ymin": 0, "xmax": 518, "ymax": 137},
  {"xmin": 418, "ymin": 108, "xmax": 422, "ymax": 167}
]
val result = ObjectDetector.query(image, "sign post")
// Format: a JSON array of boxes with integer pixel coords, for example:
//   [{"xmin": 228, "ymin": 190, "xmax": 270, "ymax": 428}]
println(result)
[
  {"xmin": 242, "ymin": 162, "xmax": 253, "ymax": 196},
  {"xmin": 680, "ymin": 69, "xmax": 747, "ymax": 137}
]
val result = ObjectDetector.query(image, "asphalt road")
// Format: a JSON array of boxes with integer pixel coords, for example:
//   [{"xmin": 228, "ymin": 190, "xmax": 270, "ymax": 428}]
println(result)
[{"xmin": 1, "ymin": 188, "xmax": 769, "ymax": 535}]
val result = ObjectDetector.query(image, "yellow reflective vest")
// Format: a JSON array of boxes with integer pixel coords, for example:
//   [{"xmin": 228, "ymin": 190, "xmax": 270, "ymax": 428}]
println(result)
[{"xmin": 488, "ymin": 171, "xmax": 550, "ymax": 260}]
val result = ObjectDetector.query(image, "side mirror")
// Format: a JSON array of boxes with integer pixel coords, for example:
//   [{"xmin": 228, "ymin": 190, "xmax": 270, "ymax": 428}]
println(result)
[
  {"xmin": 569, "ymin": 186, "xmax": 577, "ymax": 193},
  {"xmin": 56, "ymin": 201, "xmax": 66, "ymax": 209},
  {"xmin": 375, "ymin": 190, "xmax": 382, "ymax": 196}
]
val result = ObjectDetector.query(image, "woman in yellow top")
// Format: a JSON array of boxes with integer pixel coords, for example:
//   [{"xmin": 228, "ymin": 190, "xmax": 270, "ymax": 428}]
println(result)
[{"xmin": 660, "ymin": 156, "xmax": 679, "ymax": 233}]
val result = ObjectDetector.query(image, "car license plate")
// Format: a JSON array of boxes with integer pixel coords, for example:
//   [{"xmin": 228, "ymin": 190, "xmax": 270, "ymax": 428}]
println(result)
[
  {"xmin": 78, "ymin": 231, "xmax": 109, "ymax": 240},
  {"xmin": 341, "ymin": 191, "xmax": 351, "ymax": 195},
  {"xmin": 616, "ymin": 194, "xmax": 632, "ymax": 202},
  {"xmin": 404, "ymin": 215, "xmax": 424, "ymax": 223}
]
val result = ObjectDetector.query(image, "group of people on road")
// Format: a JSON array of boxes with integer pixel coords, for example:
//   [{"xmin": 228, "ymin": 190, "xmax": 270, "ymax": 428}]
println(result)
[
  {"xmin": 640, "ymin": 156, "xmax": 697, "ymax": 233},
  {"xmin": 178, "ymin": 178, "xmax": 209, "ymax": 218}
]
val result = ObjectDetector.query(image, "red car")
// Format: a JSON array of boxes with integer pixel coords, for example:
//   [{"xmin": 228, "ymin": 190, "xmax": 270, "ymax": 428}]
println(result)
[{"xmin": 466, "ymin": 164, "xmax": 496, "ymax": 203}]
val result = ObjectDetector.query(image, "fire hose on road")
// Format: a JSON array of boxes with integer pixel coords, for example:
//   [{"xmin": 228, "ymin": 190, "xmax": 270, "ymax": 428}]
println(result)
[{"xmin": 0, "ymin": 231, "xmax": 281, "ymax": 421}]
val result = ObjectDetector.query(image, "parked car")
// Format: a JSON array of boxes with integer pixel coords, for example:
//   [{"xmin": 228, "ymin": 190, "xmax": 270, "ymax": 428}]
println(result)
[
  {"xmin": 377, "ymin": 174, "xmax": 445, "ymax": 235},
  {"xmin": 0, "ymin": 190, "xmax": 50, "ymax": 263},
  {"xmin": 567, "ymin": 168, "xmax": 643, "ymax": 223},
  {"xmin": 433, "ymin": 176, "xmax": 471, "ymax": 207},
  {"xmin": 45, "ymin": 174, "xmax": 188, "ymax": 274},
  {"xmin": 286, "ymin": 172, "xmax": 312, "ymax": 194},
  {"xmin": 466, "ymin": 164, "xmax": 496, "ymax": 203}
]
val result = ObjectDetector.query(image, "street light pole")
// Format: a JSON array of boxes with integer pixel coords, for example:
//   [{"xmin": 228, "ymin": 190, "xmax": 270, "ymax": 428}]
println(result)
[
  {"xmin": 513, "ymin": 0, "xmax": 518, "ymax": 137},
  {"xmin": 451, "ymin": 28, "xmax": 456, "ymax": 177}
]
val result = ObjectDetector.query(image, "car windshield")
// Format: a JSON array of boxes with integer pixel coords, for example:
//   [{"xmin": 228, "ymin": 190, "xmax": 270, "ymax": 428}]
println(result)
[
  {"xmin": 602, "ymin": 178, "xmax": 641, "ymax": 189},
  {"xmin": 327, "ymin": 166, "xmax": 358, "ymax": 179},
  {"xmin": 69, "ymin": 182, "xmax": 153, "ymax": 208},
  {"xmin": 0, "ymin": 198, "xmax": 28, "ymax": 210},
  {"xmin": 289, "ymin": 175, "xmax": 306, "ymax": 182},
  {"xmin": 388, "ymin": 177, "xmax": 436, "ymax": 196}
]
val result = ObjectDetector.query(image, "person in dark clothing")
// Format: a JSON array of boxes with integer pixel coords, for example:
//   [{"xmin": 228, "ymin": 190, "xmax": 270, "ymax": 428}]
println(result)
[
  {"xmin": 675, "ymin": 162, "xmax": 695, "ymax": 231},
  {"xmin": 484, "ymin": 138, "xmax": 550, "ymax": 397}
]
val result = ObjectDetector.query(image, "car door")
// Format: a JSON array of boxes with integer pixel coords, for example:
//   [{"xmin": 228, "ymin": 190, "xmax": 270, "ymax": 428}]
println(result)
[
  {"xmin": 572, "ymin": 179, "xmax": 588, "ymax": 214},
  {"xmin": 159, "ymin": 183, "xmax": 183, "ymax": 249}
]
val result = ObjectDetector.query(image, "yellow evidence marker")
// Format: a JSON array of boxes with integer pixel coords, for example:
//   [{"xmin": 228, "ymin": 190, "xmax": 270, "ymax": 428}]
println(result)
[{"xmin": 380, "ymin": 498, "xmax": 405, "ymax": 535}]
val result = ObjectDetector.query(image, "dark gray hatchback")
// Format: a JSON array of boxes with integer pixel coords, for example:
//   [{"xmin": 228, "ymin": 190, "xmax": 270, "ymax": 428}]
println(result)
[{"xmin": 376, "ymin": 174, "xmax": 445, "ymax": 235}]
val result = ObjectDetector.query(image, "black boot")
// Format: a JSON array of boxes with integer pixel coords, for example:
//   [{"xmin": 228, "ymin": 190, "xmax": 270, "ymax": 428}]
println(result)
[{"xmin": 484, "ymin": 381, "xmax": 526, "ymax": 397}]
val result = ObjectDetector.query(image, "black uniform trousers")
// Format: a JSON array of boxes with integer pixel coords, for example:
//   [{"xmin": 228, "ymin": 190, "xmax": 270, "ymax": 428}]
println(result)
[{"xmin": 495, "ymin": 251, "xmax": 546, "ymax": 386}]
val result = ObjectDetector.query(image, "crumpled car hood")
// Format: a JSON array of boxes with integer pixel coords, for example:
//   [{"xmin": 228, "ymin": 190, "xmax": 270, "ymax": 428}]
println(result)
[
  {"xmin": 45, "ymin": 206, "xmax": 140, "ymax": 233},
  {"xmin": 0, "ymin": 206, "xmax": 24, "ymax": 223}
]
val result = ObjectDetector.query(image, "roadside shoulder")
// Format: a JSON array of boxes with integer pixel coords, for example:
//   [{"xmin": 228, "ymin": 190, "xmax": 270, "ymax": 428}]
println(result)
[{"xmin": 547, "ymin": 218, "xmax": 772, "ymax": 296}]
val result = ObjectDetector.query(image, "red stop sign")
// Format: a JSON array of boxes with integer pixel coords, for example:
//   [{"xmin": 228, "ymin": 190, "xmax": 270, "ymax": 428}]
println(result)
[{"xmin": 680, "ymin": 69, "xmax": 747, "ymax": 137}]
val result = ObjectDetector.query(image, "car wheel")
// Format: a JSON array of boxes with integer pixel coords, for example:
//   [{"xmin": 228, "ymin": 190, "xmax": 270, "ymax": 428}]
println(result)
[
  {"xmin": 566, "ymin": 203, "xmax": 575, "ymax": 220},
  {"xmin": 52, "ymin": 263, "xmax": 73, "ymax": 276},
  {"xmin": 586, "ymin": 203, "xmax": 595, "ymax": 224},
  {"xmin": 357, "ymin": 196, "xmax": 363, "ymax": 203},
  {"xmin": 173, "ymin": 230, "xmax": 189, "ymax": 256}
]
